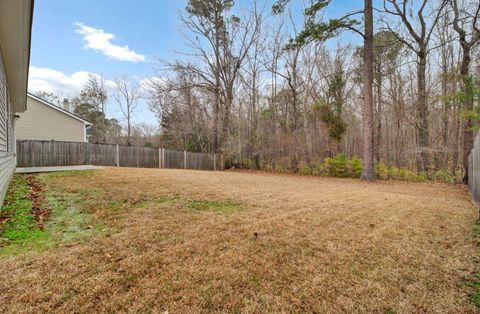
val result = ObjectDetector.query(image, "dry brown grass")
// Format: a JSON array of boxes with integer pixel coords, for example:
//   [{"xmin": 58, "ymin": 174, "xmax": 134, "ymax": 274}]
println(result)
[{"xmin": 0, "ymin": 167, "xmax": 478, "ymax": 313}]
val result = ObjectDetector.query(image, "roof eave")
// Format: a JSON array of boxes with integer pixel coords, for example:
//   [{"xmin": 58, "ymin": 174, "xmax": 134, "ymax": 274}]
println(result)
[
  {"xmin": 0, "ymin": 0, "xmax": 34, "ymax": 113},
  {"xmin": 27, "ymin": 93, "xmax": 92, "ymax": 125}
]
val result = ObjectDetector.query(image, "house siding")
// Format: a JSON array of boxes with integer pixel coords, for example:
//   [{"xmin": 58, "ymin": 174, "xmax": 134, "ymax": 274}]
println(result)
[
  {"xmin": 0, "ymin": 48, "xmax": 16, "ymax": 205},
  {"xmin": 16, "ymin": 97, "xmax": 87, "ymax": 142}
]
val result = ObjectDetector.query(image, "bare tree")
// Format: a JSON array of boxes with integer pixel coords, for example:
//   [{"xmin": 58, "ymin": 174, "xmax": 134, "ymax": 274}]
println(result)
[
  {"xmin": 451, "ymin": 0, "xmax": 480, "ymax": 182},
  {"xmin": 114, "ymin": 74, "xmax": 142, "ymax": 145},
  {"xmin": 383, "ymin": 0, "xmax": 448, "ymax": 172},
  {"xmin": 167, "ymin": 0, "xmax": 262, "ymax": 153}
]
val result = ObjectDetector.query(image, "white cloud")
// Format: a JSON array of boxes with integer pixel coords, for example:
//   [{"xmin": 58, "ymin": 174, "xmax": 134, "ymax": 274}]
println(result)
[
  {"xmin": 75, "ymin": 22, "xmax": 146, "ymax": 62},
  {"xmin": 139, "ymin": 76, "xmax": 166, "ymax": 94},
  {"xmin": 28, "ymin": 66, "xmax": 115, "ymax": 98}
]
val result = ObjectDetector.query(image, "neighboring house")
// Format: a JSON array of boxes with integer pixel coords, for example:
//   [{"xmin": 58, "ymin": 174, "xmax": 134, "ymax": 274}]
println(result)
[
  {"xmin": 0, "ymin": 0, "xmax": 34, "ymax": 203},
  {"xmin": 16, "ymin": 93, "xmax": 91, "ymax": 143}
]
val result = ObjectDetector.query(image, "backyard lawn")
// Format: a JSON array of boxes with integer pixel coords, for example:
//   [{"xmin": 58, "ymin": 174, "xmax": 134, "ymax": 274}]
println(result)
[{"xmin": 0, "ymin": 167, "xmax": 478, "ymax": 313}]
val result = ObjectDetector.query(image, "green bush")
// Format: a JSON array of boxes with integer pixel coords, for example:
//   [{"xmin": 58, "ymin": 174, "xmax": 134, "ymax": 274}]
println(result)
[
  {"xmin": 432, "ymin": 169, "xmax": 455, "ymax": 184},
  {"xmin": 321, "ymin": 154, "xmax": 348, "ymax": 177},
  {"xmin": 399, "ymin": 169, "xmax": 418, "ymax": 181},
  {"xmin": 389, "ymin": 165, "xmax": 399, "ymax": 178},
  {"xmin": 349, "ymin": 156, "xmax": 363, "ymax": 178},
  {"xmin": 316, "ymin": 155, "xmax": 362, "ymax": 178},
  {"xmin": 298, "ymin": 162, "xmax": 312, "ymax": 175},
  {"xmin": 375, "ymin": 162, "xmax": 389, "ymax": 180},
  {"xmin": 319, "ymin": 157, "xmax": 333, "ymax": 176},
  {"xmin": 416, "ymin": 172, "xmax": 428, "ymax": 182},
  {"xmin": 260, "ymin": 155, "xmax": 453, "ymax": 184}
]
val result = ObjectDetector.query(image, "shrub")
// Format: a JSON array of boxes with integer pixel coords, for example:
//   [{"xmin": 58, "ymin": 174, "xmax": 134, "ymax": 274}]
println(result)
[
  {"xmin": 375, "ymin": 162, "xmax": 389, "ymax": 180},
  {"xmin": 323, "ymin": 154, "xmax": 348, "ymax": 177},
  {"xmin": 399, "ymin": 169, "xmax": 418, "ymax": 181},
  {"xmin": 416, "ymin": 172, "xmax": 428, "ymax": 182},
  {"xmin": 263, "ymin": 162, "xmax": 274, "ymax": 172},
  {"xmin": 320, "ymin": 157, "xmax": 333, "ymax": 176},
  {"xmin": 298, "ymin": 162, "xmax": 312, "ymax": 175},
  {"xmin": 349, "ymin": 156, "xmax": 363, "ymax": 178},
  {"xmin": 276, "ymin": 165, "xmax": 290, "ymax": 173},
  {"xmin": 263, "ymin": 155, "xmax": 447, "ymax": 184},
  {"xmin": 241, "ymin": 159, "xmax": 252, "ymax": 169},
  {"xmin": 432, "ymin": 169, "xmax": 455, "ymax": 184},
  {"xmin": 389, "ymin": 165, "xmax": 399, "ymax": 179},
  {"xmin": 312, "ymin": 162, "xmax": 323, "ymax": 176},
  {"xmin": 264, "ymin": 160, "xmax": 289, "ymax": 174}
]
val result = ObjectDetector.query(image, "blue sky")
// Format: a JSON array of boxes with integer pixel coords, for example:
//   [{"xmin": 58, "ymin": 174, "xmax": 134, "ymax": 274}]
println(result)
[
  {"xmin": 28, "ymin": 0, "xmax": 364, "ymax": 126},
  {"xmin": 29, "ymin": 0, "xmax": 187, "ymax": 124}
]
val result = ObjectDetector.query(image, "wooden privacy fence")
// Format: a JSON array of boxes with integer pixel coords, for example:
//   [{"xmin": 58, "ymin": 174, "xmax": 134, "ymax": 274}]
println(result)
[
  {"xmin": 16, "ymin": 140, "xmax": 223, "ymax": 171},
  {"xmin": 469, "ymin": 134, "xmax": 480, "ymax": 207}
]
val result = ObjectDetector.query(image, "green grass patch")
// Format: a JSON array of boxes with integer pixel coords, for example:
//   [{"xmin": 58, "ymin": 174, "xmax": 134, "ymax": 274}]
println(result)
[
  {"xmin": 472, "ymin": 273, "xmax": 480, "ymax": 307},
  {"xmin": 0, "ymin": 173, "xmax": 99, "ymax": 257},
  {"xmin": 0, "ymin": 175, "xmax": 50, "ymax": 255},
  {"xmin": 44, "ymin": 170, "xmax": 95, "ymax": 178},
  {"xmin": 187, "ymin": 199, "xmax": 240, "ymax": 215},
  {"xmin": 136, "ymin": 196, "xmax": 177, "ymax": 208},
  {"xmin": 45, "ymin": 191, "xmax": 102, "ymax": 243}
]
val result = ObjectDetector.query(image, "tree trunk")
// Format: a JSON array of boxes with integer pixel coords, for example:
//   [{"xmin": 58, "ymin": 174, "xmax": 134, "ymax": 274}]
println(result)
[
  {"xmin": 213, "ymin": 11, "xmax": 221, "ymax": 154},
  {"xmin": 441, "ymin": 54, "xmax": 449, "ymax": 168},
  {"xmin": 361, "ymin": 0, "xmax": 375, "ymax": 180},
  {"xmin": 374, "ymin": 63, "xmax": 382, "ymax": 163},
  {"xmin": 461, "ymin": 46, "xmax": 473, "ymax": 183},
  {"xmin": 213, "ymin": 92, "xmax": 220, "ymax": 153},
  {"xmin": 221, "ymin": 86, "xmax": 234, "ymax": 146},
  {"xmin": 416, "ymin": 49, "xmax": 430, "ymax": 172}
]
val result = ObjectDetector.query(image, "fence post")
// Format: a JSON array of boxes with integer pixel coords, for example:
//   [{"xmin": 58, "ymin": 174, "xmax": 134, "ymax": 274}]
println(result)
[
  {"xmin": 213, "ymin": 154, "xmax": 216, "ymax": 171},
  {"xmin": 159, "ymin": 148, "xmax": 162, "ymax": 168},
  {"xmin": 221, "ymin": 154, "xmax": 224, "ymax": 171},
  {"xmin": 116, "ymin": 144, "xmax": 120, "ymax": 167},
  {"xmin": 162, "ymin": 148, "xmax": 165, "ymax": 169},
  {"xmin": 184, "ymin": 150, "xmax": 187, "ymax": 170}
]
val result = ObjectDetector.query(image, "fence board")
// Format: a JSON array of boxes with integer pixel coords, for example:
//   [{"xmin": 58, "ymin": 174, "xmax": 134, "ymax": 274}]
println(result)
[
  {"xmin": 118, "ymin": 145, "xmax": 158, "ymax": 168},
  {"xmin": 164, "ymin": 149, "xmax": 184, "ymax": 169},
  {"xmin": 16, "ymin": 140, "xmax": 221, "ymax": 171},
  {"xmin": 86, "ymin": 143, "xmax": 117, "ymax": 166},
  {"xmin": 469, "ymin": 134, "xmax": 480, "ymax": 208}
]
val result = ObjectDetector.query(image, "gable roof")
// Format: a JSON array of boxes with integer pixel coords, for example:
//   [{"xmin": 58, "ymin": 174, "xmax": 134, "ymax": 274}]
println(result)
[
  {"xmin": 0, "ymin": 0, "xmax": 34, "ymax": 112},
  {"xmin": 27, "ymin": 93, "xmax": 92, "ymax": 126}
]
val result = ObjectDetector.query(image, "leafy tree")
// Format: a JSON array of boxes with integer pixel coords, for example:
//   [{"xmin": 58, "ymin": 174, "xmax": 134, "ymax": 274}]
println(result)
[
  {"xmin": 32, "ymin": 91, "xmax": 61, "ymax": 106},
  {"xmin": 72, "ymin": 76, "xmax": 120, "ymax": 143},
  {"xmin": 314, "ymin": 65, "xmax": 347, "ymax": 144}
]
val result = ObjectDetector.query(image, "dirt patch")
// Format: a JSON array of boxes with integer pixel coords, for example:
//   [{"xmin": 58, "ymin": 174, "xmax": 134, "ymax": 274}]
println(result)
[
  {"xmin": 26, "ymin": 174, "xmax": 50, "ymax": 230},
  {"xmin": 0, "ymin": 167, "xmax": 477, "ymax": 313},
  {"xmin": 0, "ymin": 214, "xmax": 8, "ymax": 229}
]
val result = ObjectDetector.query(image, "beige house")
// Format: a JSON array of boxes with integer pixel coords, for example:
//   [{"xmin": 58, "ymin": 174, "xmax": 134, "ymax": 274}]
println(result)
[
  {"xmin": 16, "ymin": 94, "xmax": 91, "ymax": 143},
  {"xmin": 0, "ymin": 0, "xmax": 34, "ymax": 203}
]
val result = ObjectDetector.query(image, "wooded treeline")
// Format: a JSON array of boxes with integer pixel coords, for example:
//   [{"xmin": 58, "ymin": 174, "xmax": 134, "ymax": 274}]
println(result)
[
  {"xmin": 145, "ymin": 0, "xmax": 480, "ymax": 179},
  {"xmin": 33, "ymin": 0, "xmax": 480, "ymax": 181}
]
